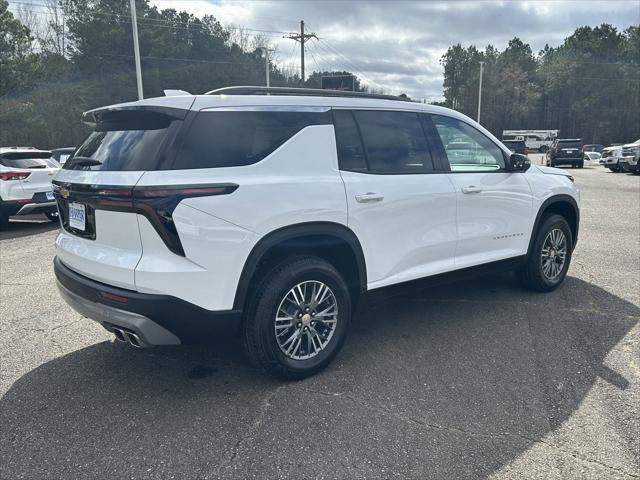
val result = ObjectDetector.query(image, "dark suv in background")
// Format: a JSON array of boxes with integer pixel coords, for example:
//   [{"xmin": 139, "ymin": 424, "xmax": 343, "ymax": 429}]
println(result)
[
  {"xmin": 547, "ymin": 139, "xmax": 583, "ymax": 168},
  {"xmin": 502, "ymin": 139, "xmax": 527, "ymax": 154}
]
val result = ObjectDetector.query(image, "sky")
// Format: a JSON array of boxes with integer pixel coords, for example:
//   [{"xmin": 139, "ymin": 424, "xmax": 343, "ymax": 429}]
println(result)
[
  {"xmin": 148, "ymin": 0, "xmax": 639, "ymax": 101},
  {"xmin": 9, "ymin": 0, "xmax": 640, "ymax": 100}
]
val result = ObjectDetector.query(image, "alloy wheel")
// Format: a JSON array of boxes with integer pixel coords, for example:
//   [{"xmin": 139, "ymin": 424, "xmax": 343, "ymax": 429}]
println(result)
[
  {"xmin": 541, "ymin": 228, "xmax": 567, "ymax": 280},
  {"xmin": 274, "ymin": 280, "xmax": 338, "ymax": 360}
]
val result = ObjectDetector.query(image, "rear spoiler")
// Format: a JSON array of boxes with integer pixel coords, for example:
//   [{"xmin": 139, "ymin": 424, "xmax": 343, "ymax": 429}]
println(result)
[
  {"xmin": 164, "ymin": 89, "xmax": 191, "ymax": 96},
  {"xmin": 81, "ymin": 106, "xmax": 189, "ymax": 131}
]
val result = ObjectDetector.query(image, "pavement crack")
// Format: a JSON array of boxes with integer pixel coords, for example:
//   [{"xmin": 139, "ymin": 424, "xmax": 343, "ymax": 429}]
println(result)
[
  {"xmin": 294, "ymin": 386, "xmax": 639, "ymax": 479},
  {"xmin": 216, "ymin": 383, "xmax": 287, "ymax": 474},
  {"xmin": 50, "ymin": 320, "xmax": 81, "ymax": 332}
]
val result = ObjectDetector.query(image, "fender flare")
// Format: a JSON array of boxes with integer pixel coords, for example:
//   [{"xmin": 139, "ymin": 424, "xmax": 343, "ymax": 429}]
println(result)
[
  {"xmin": 527, "ymin": 194, "xmax": 580, "ymax": 256},
  {"xmin": 233, "ymin": 222, "xmax": 367, "ymax": 310}
]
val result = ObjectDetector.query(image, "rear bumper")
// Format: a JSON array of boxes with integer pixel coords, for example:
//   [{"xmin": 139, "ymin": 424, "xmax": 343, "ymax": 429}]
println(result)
[
  {"xmin": 54, "ymin": 256, "xmax": 242, "ymax": 345},
  {"xmin": 1, "ymin": 199, "xmax": 56, "ymax": 217},
  {"xmin": 17, "ymin": 200, "xmax": 57, "ymax": 215},
  {"xmin": 550, "ymin": 157, "xmax": 582, "ymax": 165}
]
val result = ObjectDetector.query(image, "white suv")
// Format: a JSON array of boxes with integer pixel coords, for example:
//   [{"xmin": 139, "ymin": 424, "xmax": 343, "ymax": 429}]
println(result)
[
  {"xmin": 0, "ymin": 147, "xmax": 60, "ymax": 228},
  {"xmin": 53, "ymin": 87, "xmax": 580, "ymax": 378}
]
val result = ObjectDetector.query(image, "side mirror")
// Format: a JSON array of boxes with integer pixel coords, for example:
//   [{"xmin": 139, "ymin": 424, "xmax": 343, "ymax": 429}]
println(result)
[{"xmin": 508, "ymin": 153, "xmax": 531, "ymax": 172}]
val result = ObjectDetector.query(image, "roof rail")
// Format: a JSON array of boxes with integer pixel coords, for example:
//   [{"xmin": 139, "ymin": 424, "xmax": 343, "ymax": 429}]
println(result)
[{"xmin": 205, "ymin": 86, "xmax": 412, "ymax": 102}]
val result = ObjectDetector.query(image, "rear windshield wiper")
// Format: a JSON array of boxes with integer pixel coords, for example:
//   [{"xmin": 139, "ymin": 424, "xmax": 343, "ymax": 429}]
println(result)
[{"xmin": 66, "ymin": 156, "xmax": 103, "ymax": 167}]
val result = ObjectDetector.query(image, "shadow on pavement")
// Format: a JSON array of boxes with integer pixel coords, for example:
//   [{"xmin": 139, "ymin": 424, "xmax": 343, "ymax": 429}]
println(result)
[
  {"xmin": 1, "ymin": 274, "xmax": 638, "ymax": 478},
  {"xmin": 0, "ymin": 216, "xmax": 58, "ymax": 240}
]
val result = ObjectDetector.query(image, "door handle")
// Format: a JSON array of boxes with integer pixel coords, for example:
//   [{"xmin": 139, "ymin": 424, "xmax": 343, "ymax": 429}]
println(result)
[
  {"xmin": 462, "ymin": 186, "xmax": 483, "ymax": 194},
  {"xmin": 355, "ymin": 192, "xmax": 384, "ymax": 203}
]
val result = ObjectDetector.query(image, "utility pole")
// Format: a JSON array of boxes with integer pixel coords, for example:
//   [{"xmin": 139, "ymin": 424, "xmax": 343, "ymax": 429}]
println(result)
[
  {"xmin": 285, "ymin": 20, "xmax": 317, "ymax": 86},
  {"xmin": 259, "ymin": 47, "xmax": 272, "ymax": 87},
  {"xmin": 130, "ymin": 0, "xmax": 143, "ymax": 100},
  {"xmin": 477, "ymin": 61, "xmax": 484, "ymax": 123}
]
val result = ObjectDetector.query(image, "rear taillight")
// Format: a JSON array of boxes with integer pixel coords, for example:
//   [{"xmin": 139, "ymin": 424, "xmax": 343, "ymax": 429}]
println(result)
[
  {"xmin": 52, "ymin": 181, "xmax": 238, "ymax": 256},
  {"xmin": 0, "ymin": 171, "xmax": 31, "ymax": 181}
]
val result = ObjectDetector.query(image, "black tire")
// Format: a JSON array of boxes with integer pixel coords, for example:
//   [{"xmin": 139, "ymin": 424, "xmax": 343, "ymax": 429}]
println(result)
[
  {"xmin": 539, "ymin": 145, "xmax": 548, "ymax": 153},
  {"xmin": 45, "ymin": 211, "xmax": 59, "ymax": 222},
  {"xmin": 517, "ymin": 214, "xmax": 573, "ymax": 292},
  {"xmin": 241, "ymin": 255, "xmax": 352, "ymax": 380},
  {"xmin": 578, "ymin": 161, "xmax": 584, "ymax": 168}
]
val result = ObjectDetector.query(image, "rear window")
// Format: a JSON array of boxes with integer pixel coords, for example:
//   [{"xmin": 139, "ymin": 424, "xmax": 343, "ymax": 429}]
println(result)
[
  {"xmin": 558, "ymin": 141, "xmax": 581, "ymax": 149},
  {"xmin": 64, "ymin": 128, "xmax": 175, "ymax": 171},
  {"xmin": 176, "ymin": 109, "xmax": 330, "ymax": 169},
  {"xmin": 0, "ymin": 152, "xmax": 56, "ymax": 169},
  {"xmin": 65, "ymin": 110, "xmax": 179, "ymax": 171}
]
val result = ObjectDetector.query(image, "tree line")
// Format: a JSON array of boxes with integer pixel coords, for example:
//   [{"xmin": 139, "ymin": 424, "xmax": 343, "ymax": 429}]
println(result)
[
  {"xmin": 0, "ymin": 0, "xmax": 366, "ymax": 148},
  {"xmin": 1, "ymin": 0, "xmax": 638, "ymax": 149},
  {"xmin": 439, "ymin": 24, "xmax": 639, "ymax": 145}
]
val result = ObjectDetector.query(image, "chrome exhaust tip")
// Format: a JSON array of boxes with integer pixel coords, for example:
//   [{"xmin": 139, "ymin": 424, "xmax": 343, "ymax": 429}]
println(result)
[
  {"xmin": 112, "ymin": 327, "xmax": 127, "ymax": 343},
  {"xmin": 105, "ymin": 323, "xmax": 146, "ymax": 347},
  {"xmin": 124, "ymin": 331, "xmax": 142, "ymax": 348}
]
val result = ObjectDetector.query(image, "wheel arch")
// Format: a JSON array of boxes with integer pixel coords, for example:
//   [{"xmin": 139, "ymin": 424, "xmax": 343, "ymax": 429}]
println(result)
[
  {"xmin": 233, "ymin": 222, "xmax": 367, "ymax": 311},
  {"xmin": 527, "ymin": 195, "xmax": 579, "ymax": 255}
]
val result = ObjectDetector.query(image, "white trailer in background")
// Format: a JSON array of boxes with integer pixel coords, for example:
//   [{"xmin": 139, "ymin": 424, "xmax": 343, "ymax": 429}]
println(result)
[{"xmin": 502, "ymin": 130, "xmax": 559, "ymax": 152}]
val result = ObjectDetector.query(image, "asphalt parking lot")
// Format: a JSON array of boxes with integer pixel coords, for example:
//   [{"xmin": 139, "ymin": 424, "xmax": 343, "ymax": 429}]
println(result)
[{"xmin": 1, "ymin": 156, "xmax": 638, "ymax": 479}]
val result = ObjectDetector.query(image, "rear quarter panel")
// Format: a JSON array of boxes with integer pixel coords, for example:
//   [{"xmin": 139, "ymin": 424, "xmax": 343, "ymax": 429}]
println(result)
[{"xmin": 134, "ymin": 124, "xmax": 347, "ymax": 310}]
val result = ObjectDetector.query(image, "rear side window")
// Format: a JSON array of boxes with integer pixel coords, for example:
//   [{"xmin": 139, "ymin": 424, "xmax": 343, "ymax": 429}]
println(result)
[
  {"xmin": 333, "ymin": 110, "xmax": 367, "ymax": 171},
  {"xmin": 176, "ymin": 110, "xmax": 330, "ymax": 169},
  {"xmin": 353, "ymin": 110, "xmax": 433, "ymax": 173}
]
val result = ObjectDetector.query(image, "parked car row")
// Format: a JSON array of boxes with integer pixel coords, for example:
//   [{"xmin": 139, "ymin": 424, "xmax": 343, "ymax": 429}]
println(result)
[
  {"xmin": 0, "ymin": 146, "xmax": 73, "ymax": 228},
  {"xmin": 618, "ymin": 139, "xmax": 640, "ymax": 173},
  {"xmin": 595, "ymin": 139, "xmax": 639, "ymax": 173},
  {"xmin": 541, "ymin": 138, "xmax": 639, "ymax": 174}
]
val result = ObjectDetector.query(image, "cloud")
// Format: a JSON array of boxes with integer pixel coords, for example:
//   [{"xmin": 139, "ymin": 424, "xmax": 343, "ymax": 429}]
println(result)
[{"xmin": 154, "ymin": 1, "xmax": 640, "ymax": 99}]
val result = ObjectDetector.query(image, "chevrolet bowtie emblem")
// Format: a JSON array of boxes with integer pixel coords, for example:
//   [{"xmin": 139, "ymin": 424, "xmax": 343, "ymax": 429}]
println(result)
[{"xmin": 59, "ymin": 188, "xmax": 70, "ymax": 199}]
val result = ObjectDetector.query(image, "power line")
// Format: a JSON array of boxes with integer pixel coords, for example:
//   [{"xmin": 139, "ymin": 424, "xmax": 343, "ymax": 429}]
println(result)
[
  {"xmin": 9, "ymin": 2, "xmax": 290, "ymax": 35},
  {"xmin": 313, "ymin": 38, "xmax": 385, "ymax": 92},
  {"xmin": 86, "ymin": 53, "xmax": 258, "ymax": 65}
]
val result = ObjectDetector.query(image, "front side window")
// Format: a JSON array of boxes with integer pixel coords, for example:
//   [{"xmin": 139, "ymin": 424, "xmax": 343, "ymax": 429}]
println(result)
[
  {"xmin": 432, "ymin": 115, "xmax": 505, "ymax": 172},
  {"xmin": 353, "ymin": 110, "xmax": 433, "ymax": 174},
  {"xmin": 177, "ymin": 110, "xmax": 330, "ymax": 169}
]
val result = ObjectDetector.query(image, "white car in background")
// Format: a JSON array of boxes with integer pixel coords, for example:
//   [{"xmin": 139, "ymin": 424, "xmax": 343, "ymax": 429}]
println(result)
[
  {"xmin": 600, "ymin": 146, "xmax": 623, "ymax": 172},
  {"xmin": 0, "ymin": 147, "xmax": 60, "ymax": 228},
  {"xmin": 583, "ymin": 151, "xmax": 602, "ymax": 163},
  {"xmin": 620, "ymin": 139, "xmax": 640, "ymax": 174}
]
